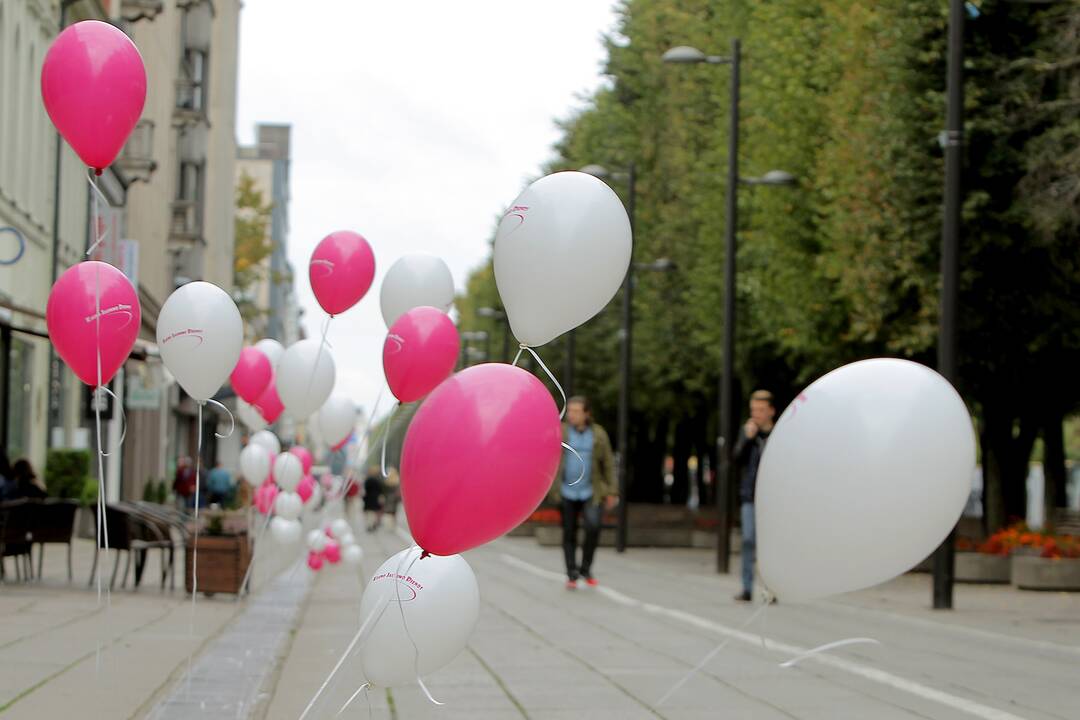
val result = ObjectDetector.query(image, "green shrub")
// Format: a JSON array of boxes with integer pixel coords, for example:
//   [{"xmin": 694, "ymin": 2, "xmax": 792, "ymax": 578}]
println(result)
[
  {"xmin": 79, "ymin": 478, "xmax": 99, "ymax": 507},
  {"xmin": 155, "ymin": 480, "xmax": 168, "ymax": 504},
  {"xmin": 142, "ymin": 477, "xmax": 157, "ymax": 502},
  {"xmin": 45, "ymin": 450, "xmax": 91, "ymax": 499}
]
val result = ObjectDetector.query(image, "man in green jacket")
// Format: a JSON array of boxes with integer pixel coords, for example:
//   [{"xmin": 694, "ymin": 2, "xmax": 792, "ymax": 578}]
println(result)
[{"xmin": 550, "ymin": 396, "xmax": 617, "ymax": 589}]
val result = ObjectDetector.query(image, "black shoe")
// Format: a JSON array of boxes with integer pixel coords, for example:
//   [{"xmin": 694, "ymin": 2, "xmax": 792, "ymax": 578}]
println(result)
[{"xmin": 733, "ymin": 591, "xmax": 752, "ymax": 603}]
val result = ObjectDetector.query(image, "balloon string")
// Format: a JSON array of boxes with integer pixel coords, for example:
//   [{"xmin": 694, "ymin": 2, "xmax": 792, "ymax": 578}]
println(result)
[
  {"xmin": 393, "ymin": 548, "xmax": 443, "ymax": 706},
  {"xmin": 304, "ymin": 314, "xmax": 334, "ymax": 400},
  {"xmin": 380, "ymin": 402, "xmax": 398, "ymax": 478},
  {"xmin": 655, "ymin": 600, "xmax": 769, "ymax": 707},
  {"xmin": 335, "ymin": 682, "xmax": 371, "ymax": 717},
  {"xmin": 90, "ymin": 228, "xmax": 113, "ymax": 674},
  {"xmin": 518, "ymin": 345, "xmax": 567, "ymax": 419},
  {"xmin": 95, "ymin": 386, "xmax": 128, "ymax": 454},
  {"xmin": 85, "ymin": 172, "xmax": 111, "ymax": 258},
  {"xmin": 237, "ymin": 509, "xmax": 274, "ymax": 597},
  {"xmin": 185, "ymin": 401, "xmax": 204, "ymax": 696},
  {"xmin": 339, "ymin": 389, "xmax": 384, "ymax": 501},
  {"xmin": 779, "ymin": 638, "xmax": 882, "ymax": 668},
  {"xmin": 298, "ymin": 597, "xmax": 392, "ymax": 720},
  {"xmin": 562, "ymin": 442, "xmax": 585, "ymax": 486},
  {"xmin": 204, "ymin": 398, "xmax": 236, "ymax": 438}
]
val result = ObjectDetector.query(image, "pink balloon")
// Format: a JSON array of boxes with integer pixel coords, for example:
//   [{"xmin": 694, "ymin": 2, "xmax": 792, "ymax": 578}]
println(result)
[
  {"xmin": 231, "ymin": 347, "xmax": 272, "ymax": 403},
  {"xmin": 254, "ymin": 378, "xmax": 284, "ymax": 423},
  {"xmin": 254, "ymin": 481, "xmax": 279, "ymax": 515},
  {"xmin": 309, "ymin": 231, "xmax": 375, "ymax": 316},
  {"xmin": 297, "ymin": 474, "xmax": 315, "ymax": 503},
  {"xmin": 307, "ymin": 551, "xmax": 324, "ymax": 571},
  {"xmin": 41, "ymin": 21, "xmax": 147, "ymax": 173},
  {"xmin": 324, "ymin": 541, "xmax": 341, "ymax": 564},
  {"xmin": 46, "ymin": 261, "xmax": 140, "ymax": 387},
  {"xmin": 289, "ymin": 446, "xmax": 314, "ymax": 475},
  {"xmin": 383, "ymin": 307, "xmax": 460, "ymax": 403},
  {"xmin": 401, "ymin": 364, "xmax": 561, "ymax": 556}
]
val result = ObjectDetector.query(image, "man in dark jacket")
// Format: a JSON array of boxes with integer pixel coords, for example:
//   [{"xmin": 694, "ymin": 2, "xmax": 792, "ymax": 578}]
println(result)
[
  {"xmin": 549, "ymin": 396, "xmax": 616, "ymax": 589},
  {"xmin": 733, "ymin": 390, "xmax": 776, "ymax": 602}
]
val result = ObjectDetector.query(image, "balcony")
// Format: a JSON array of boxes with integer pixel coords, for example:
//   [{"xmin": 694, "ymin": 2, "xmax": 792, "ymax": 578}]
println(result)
[
  {"xmin": 178, "ymin": 123, "xmax": 207, "ymax": 163},
  {"xmin": 121, "ymin": 0, "xmax": 164, "ymax": 22},
  {"xmin": 174, "ymin": 77, "xmax": 207, "ymax": 126},
  {"xmin": 116, "ymin": 119, "xmax": 157, "ymax": 183},
  {"xmin": 169, "ymin": 200, "xmax": 204, "ymax": 247}
]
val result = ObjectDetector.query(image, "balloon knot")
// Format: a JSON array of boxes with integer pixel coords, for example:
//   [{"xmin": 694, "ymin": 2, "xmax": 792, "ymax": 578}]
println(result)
[
  {"xmin": 420, "ymin": 550, "xmax": 431, "ymax": 560},
  {"xmin": 94, "ymin": 168, "xmax": 103, "ymax": 177}
]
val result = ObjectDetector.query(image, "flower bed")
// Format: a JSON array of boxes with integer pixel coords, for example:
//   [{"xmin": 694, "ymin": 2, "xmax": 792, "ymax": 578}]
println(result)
[{"xmin": 961, "ymin": 524, "xmax": 1080, "ymax": 591}]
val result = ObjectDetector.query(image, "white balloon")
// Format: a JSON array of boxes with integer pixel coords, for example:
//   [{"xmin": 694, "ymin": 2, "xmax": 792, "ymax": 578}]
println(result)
[
  {"xmin": 756, "ymin": 359, "xmax": 975, "ymax": 603},
  {"xmin": 309, "ymin": 483, "xmax": 323, "ymax": 507},
  {"xmin": 330, "ymin": 519, "xmax": 351, "ymax": 539},
  {"xmin": 318, "ymin": 394, "xmax": 357, "ymax": 448},
  {"xmin": 270, "ymin": 516, "xmax": 302, "ymax": 545},
  {"xmin": 274, "ymin": 491, "xmax": 303, "ymax": 521},
  {"xmin": 494, "ymin": 171, "xmax": 631, "ymax": 347},
  {"xmin": 156, "ymin": 281, "xmax": 243, "ymax": 401},
  {"xmin": 343, "ymin": 544, "xmax": 363, "ymax": 567},
  {"xmin": 254, "ymin": 338, "xmax": 284, "ymax": 369},
  {"xmin": 239, "ymin": 444, "xmax": 270, "ymax": 487},
  {"xmin": 237, "ymin": 399, "xmax": 267, "ymax": 431},
  {"xmin": 379, "ymin": 254, "xmax": 454, "ymax": 328},
  {"xmin": 339, "ymin": 533, "xmax": 355, "ymax": 547},
  {"xmin": 250, "ymin": 430, "xmax": 280, "ymax": 457},
  {"xmin": 273, "ymin": 452, "xmax": 303, "ymax": 492},
  {"xmin": 307, "ymin": 529, "xmax": 328, "ymax": 552},
  {"xmin": 275, "ymin": 339, "xmax": 336, "ymax": 420},
  {"xmin": 359, "ymin": 547, "xmax": 479, "ymax": 687}
]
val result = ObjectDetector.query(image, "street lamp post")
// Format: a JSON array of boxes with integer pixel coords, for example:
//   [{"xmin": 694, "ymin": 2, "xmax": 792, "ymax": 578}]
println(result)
[{"xmin": 663, "ymin": 41, "xmax": 795, "ymax": 574}]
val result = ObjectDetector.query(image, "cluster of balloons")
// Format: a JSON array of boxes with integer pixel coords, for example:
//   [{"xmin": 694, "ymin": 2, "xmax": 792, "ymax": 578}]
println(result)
[
  {"xmin": 239, "ymin": 431, "xmax": 322, "ymax": 544},
  {"xmin": 305, "ymin": 519, "xmax": 363, "ymax": 571}
]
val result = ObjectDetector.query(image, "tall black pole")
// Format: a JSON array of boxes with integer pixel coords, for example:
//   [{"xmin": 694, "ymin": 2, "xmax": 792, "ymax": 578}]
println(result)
[
  {"xmin": 564, "ymin": 330, "xmax": 576, "ymax": 398},
  {"xmin": 616, "ymin": 163, "xmax": 636, "ymax": 554},
  {"xmin": 716, "ymin": 39, "xmax": 740, "ymax": 574},
  {"xmin": 933, "ymin": 0, "xmax": 964, "ymax": 611}
]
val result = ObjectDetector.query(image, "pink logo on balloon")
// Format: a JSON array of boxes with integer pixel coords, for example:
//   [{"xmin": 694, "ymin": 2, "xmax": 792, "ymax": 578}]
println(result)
[
  {"xmin": 41, "ymin": 21, "xmax": 147, "ymax": 172},
  {"xmin": 231, "ymin": 347, "xmax": 272, "ymax": 403},
  {"xmin": 400, "ymin": 363, "xmax": 561, "ymax": 556},
  {"xmin": 383, "ymin": 307, "xmax": 459, "ymax": 403},
  {"xmin": 161, "ymin": 328, "xmax": 205, "ymax": 347},
  {"xmin": 254, "ymin": 378, "xmax": 284, "ymax": 424},
  {"xmin": 309, "ymin": 231, "xmax": 375, "ymax": 316},
  {"xmin": 47, "ymin": 261, "xmax": 140, "ymax": 387}
]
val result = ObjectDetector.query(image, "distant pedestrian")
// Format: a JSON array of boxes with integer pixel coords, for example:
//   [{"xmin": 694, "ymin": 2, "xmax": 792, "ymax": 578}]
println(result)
[
  {"xmin": 173, "ymin": 457, "xmax": 196, "ymax": 510},
  {"xmin": 383, "ymin": 467, "xmax": 401, "ymax": 530},
  {"xmin": 9, "ymin": 459, "xmax": 46, "ymax": 500},
  {"xmin": 551, "ymin": 396, "xmax": 616, "ymax": 590},
  {"xmin": 206, "ymin": 460, "xmax": 234, "ymax": 507},
  {"xmin": 363, "ymin": 465, "xmax": 384, "ymax": 532},
  {"xmin": 733, "ymin": 389, "xmax": 776, "ymax": 602}
]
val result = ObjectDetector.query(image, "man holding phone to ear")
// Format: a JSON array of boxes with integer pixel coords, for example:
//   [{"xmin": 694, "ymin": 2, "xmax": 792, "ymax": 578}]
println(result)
[{"xmin": 733, "ymin": 389, "xmax": 776, "ymax": 602}]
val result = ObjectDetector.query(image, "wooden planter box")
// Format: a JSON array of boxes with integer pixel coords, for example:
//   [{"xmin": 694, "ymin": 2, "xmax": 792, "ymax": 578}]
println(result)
[
  {"xmin": 955, "ymin": 552, "xmax": 1011, "ymax": 584},
  {"xmin": 1012, "ymin": 556, "xmax": 1080, "ymax": 592},
  {"xmin": 185, "ymin": 534, "xmax": 251, "ymax": 596}
]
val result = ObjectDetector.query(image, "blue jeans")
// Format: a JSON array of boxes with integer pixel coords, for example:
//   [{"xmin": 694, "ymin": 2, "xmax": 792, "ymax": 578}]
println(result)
[{"xmin": 741, "ymin": 502, "xmax": 755, "ymax": 596}]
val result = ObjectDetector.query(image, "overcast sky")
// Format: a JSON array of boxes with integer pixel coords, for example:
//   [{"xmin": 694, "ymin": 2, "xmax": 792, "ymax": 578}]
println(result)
[{"xmin": 235, "ymin": 1, "xmax": 620, "ymax": 420}]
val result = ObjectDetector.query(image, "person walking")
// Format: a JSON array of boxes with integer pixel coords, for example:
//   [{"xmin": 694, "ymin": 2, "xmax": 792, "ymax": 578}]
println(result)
[
  {"xmin": 362, "ymin": 465, "xmax": 384, "ymax": 532},
  {"xmin": 551, "ymin": 396, "xmax": 616, "ymax": 590},
  {"xmin": 382, "ymin": 467, "xmax": 401, "ymax": 530},
  {"xmin": 206, "ymin": 460, "xmax": 234, "ymax": 507},
  {"xmin": 173, "ymin": 457, "xmax": 196, "ymax": 510},
  {"xmin": 733, "ymin": 389, "xmax": 776, "ymax": 602}
]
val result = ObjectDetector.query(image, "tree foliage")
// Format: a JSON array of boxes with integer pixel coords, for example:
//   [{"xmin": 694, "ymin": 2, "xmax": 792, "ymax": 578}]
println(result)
[{"xmin": 233, "ymin": 171, "xmax": 274, "ymax": 335}]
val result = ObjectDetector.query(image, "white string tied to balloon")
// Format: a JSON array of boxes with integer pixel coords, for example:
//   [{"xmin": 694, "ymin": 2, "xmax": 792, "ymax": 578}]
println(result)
[
  {"xmin": 392, "ymin": 547, "xmax": 443, "ymax": 706},
  {"xmin": 511, "ymin": 344, "xmax": 585, "ymax": 486}
]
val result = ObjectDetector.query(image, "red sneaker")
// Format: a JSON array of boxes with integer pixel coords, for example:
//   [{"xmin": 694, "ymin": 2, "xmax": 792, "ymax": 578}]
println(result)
[
  {"xmin": 565, "ymin": 579, "xmax": 578, "ymax": 590},
  {"xmin": 584, "ymin": 576, "xmax": 599, "ymax": 587}
]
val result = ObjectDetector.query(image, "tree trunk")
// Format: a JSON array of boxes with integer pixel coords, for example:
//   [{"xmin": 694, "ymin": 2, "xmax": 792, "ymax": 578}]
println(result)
[
  {"xmin": 631, "ymin": 415, "xmax": 667, "ymax": 503},
  {"xmin": 1043, "ymin": 406, "xmax": 1067, "ymax": 532},
  {"xmin": 982, "ymin": 405, "xmax": 1038, "ymax": 529}
]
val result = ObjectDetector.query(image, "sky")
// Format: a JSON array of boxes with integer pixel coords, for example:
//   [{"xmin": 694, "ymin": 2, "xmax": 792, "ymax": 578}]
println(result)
[{"xmin": 235, "ymin": 1, "xmax": 622, "ymax": 420}]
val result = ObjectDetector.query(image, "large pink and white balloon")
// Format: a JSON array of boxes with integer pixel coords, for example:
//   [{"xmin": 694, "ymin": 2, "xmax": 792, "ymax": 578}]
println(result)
[
  {"xmin": 756, "ymin": 359, "xmax": 976, "ymax": 603},
  {"xmin": 359, "ymin": 547, "xmax": 479, "ymax": 687},
  {"xmin": 275, "ymin": 339, "xmax": 335, "ymax": 420},
  {"xmin": 156, "ymin": 282, "xmax": 243, "ymax": 402},
  {"xmin": 379, "ymin": 254, "xmax": 454, "ymax": 328},
  {"xmin": 494, "ymin": 171, "xmax": 631, "ymax": 347}
]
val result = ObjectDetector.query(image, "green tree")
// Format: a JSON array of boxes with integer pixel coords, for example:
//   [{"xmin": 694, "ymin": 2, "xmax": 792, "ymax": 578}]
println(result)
[{"xmin": 233, "ymin": 171, "xmax": 274, "ymax": 336}]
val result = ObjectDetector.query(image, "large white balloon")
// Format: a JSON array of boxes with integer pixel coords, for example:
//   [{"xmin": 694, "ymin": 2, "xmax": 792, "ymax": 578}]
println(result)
[
  {"xmin": 275, "ymin": 339, "xmax": 336, "ymax": 420},
  {"xmin": 494, "ymin": 171, "xmax": 631, "ymax": 347},
  {"xmin": 250, "ymin": 430, "xmax": 280, "ymax": 457},
  {"xmin": 756, "ymin": 359, "xmax": 975, "ymax": 603},
  {"xmin": 239, "ymin": 444, "xmax": 270, "ymax": 487},
  {"xmin": 237, "ymin": 399, "xmax": 267, "ymax": 432},
  {"xmin": 254, "ymin": 338, "xmax": 284, "ymax": 369},
  {"xmin": 274, "ymin": 491, "xmax": 303, "ymax": 521},
  {"xmin": 156, "ymin": 281, "xmax": 243, "ymax": 401},
  {"xmin": 358, "ymin": 547, "xmax": 479, "ymax": 687},
  {"xmin": 270, "ymin": 516, "xmax": 302, "ymax": 545},
  {"xmin": 273, "ymin": 452, "xmax": 303, "ymax": 492},
  {"xmin": 318, "ymin": 395, "xmax": 357, "ymax": 448},
  {"xmin": 379, "ymin": 254, "xmax": 454, "ymax": 328}
]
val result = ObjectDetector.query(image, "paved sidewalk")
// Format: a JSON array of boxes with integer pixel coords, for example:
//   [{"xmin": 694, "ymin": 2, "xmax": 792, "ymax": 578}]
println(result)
[{"xmin": 266, "ymin": 524, "xmax": 1079, "ymax": 720}]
